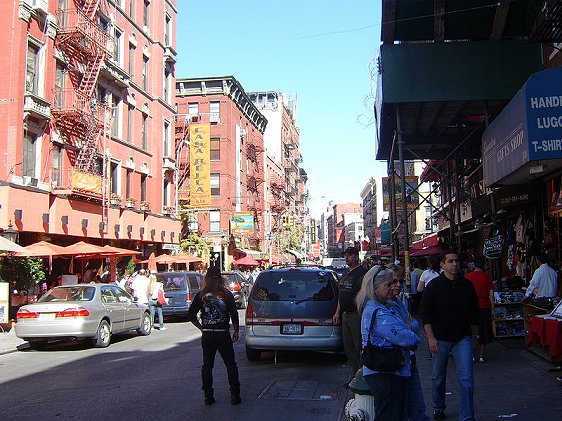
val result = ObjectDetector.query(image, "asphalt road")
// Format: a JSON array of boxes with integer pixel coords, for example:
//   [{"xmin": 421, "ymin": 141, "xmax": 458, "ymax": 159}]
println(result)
[{"xmin": 0, "ymin": 310, "xmax": 350, "ymax": 421}]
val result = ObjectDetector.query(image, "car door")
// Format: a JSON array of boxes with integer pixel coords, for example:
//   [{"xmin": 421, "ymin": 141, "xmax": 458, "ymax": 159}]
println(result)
[
  {"xmin": 100, "ymin": 286, "xmax": 125, "ymax": 331},
  {"xmin": 112, "ymin": 286, "xmax": 141, "ymax": 330}
]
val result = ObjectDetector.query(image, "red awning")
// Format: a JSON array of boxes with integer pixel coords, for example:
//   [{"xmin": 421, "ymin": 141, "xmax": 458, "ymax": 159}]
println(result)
[
  {"xmin": 411, "ymin": 233, "xmax": 439, "ymax": 250},
  {"xmin": 233, "ymin": 256, "xmax": 260, "ymax": 267},
  {"xmin": 411, "ymin": 245, "xmax": 443, "ymax": 257},
  {"xmin": 420, "ymin": 160, "xmax": 443, "ymax": 183}
]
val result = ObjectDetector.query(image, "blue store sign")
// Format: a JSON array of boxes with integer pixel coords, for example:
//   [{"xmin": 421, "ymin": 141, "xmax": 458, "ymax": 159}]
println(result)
[{"xmin": 483, "ymin": 67, "xmax": 562, "ymax": 186}]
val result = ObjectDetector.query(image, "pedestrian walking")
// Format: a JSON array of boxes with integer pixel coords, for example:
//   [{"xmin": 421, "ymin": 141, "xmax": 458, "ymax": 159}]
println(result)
[
  {"xmin": 187, "ymin": 266, "xmax": 241, "ymax": 406},
  {"xmin": 332, "ymin": 246, "xmax": 369, "ymax": 387},
  {"xmin": 525, "ymin": 251, "xmax": 558, "ymax": 298},
  {"xmin": 355, "ymin": 265, "xmax": 420, "ymax": 421},
  {"xmin": 417, "ymin": 255, "xmax": 442, "ymax": 360},
  {"xmin": 419, "ymin": 250, "xmax": 480, "ymax": 421},
  {"xmin": 464, "ymin": 256, "xmax": 494, "ymax": 362},
  {"xmin": 389, "ymin": 266, "xmax": 429, "ymax": 421},
  {"xmin": 131, "ymin": 269, "xmax": 150, "ymax": 304},
  {"xmin": 148, "ymin": 270, "xmax": 166, "ymax": 330}
]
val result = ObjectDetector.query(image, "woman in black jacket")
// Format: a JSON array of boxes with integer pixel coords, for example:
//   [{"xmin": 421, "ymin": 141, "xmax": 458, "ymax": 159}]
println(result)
[{"xmin": 187, "ymin": 266, "xmax": 241, "ymax": 405}]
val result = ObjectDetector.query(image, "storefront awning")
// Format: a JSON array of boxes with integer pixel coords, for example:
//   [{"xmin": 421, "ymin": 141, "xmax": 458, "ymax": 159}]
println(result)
[
  {"xmin": 235, "ymin": 248, "xmax": 263, "ymax": 260},
  {"xmin": 483, "ymin": 67, "xmax": 562, "ymax": 187},
  {"xmin": 419, "ymin": 160, "xmax": 443, "ymax": 183}
]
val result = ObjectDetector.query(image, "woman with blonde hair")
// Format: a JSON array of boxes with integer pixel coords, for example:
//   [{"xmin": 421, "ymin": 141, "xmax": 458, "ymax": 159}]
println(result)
[
  {"xmin": 355, "ymin": 265, "xmax": 420, "ymax": 421},
  {"xmin": 148, "ymin": 271, "xmax": 166, "ymax": 331}
]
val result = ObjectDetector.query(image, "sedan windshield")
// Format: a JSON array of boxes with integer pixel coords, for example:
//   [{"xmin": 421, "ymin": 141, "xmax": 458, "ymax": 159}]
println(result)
[
  {"xmin": 252, "ymin": 271, "xmax": 335, "ymax": 302},
  {"xmin": 39, "ymin": 286, "xmax": 95, "ymax": 302}
]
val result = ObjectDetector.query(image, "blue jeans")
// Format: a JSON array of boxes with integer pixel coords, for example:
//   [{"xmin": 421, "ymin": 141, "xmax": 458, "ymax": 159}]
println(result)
[
  {"xmin": 149, "ymin": 302, "xmax": 163, "ymax": 329},
  {"xmin": 409, "ymin": 354, "xmax": 430, "ymax": 421},
  {"xmin": 431, "ymin": 336, "xmax": 475, "ymax": 421}
]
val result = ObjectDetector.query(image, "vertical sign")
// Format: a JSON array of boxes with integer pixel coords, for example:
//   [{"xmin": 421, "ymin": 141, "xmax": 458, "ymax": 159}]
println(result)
[{"xmin": 189, "ymin": 123, "xmax": 211, "ymax": 207}]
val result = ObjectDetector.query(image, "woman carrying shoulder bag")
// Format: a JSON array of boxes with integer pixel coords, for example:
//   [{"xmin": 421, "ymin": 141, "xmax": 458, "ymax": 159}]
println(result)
[
  {"xmin": 148, "ymin": 271, "xmax": 166, "ymax": 331},
  {"xmin": 355, "ymin": 265, "xmax": 420, "ymax": 421}
]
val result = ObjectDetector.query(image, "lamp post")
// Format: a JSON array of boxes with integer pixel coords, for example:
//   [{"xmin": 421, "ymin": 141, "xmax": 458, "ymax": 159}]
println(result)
[{"xmin": 1, "ymin": 221, "xmax": 18, "ymax": 243}]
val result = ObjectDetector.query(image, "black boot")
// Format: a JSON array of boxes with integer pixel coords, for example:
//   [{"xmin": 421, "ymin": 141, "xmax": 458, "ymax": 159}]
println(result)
[
  {"xmin": 204, "ymin": 393, "xmax": 215, "ymax": 405},
  {"xmin": 230, "ymin": 394, "xmax": 241, "ymax": 405}
]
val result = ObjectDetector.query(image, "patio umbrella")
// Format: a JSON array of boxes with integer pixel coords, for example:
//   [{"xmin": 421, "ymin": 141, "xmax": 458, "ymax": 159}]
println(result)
[
  {"xmin": 147, "ymin": 252, "xmax": 157, "ymax": 271},
  {"xmin": 0, "ymin": 236, "xmax": 29, "ymax": 253},
  {"xmin": 101, "ymin": 245, "xmax": 142, "ymax": 256},
  {"xmin": 233, "ymin": 256, "xmax": 260, "ymax": 267},
  {"xmin": 15, "ymin": 240, "xmax": 72, "ymax": 273}
]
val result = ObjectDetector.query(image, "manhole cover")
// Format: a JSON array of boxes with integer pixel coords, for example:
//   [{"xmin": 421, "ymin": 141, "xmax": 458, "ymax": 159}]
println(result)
[{"xmin": 258, "ymin": 380, "xmax": 341, "ymax": 401}]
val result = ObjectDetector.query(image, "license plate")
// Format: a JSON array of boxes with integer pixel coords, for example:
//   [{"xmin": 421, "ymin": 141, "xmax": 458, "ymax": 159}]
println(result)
[
  {"xmin": 281, "ymin": 323, "xmax": 303, "ymax": 335},
  {"xmin": 39, "ymin": 313, "xmax": 55, "ymax": 321}
]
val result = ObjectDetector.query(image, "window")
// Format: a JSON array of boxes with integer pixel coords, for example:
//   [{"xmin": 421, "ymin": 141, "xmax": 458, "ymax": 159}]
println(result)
[
  {"xmin": 163, "ymin": 66, "xmax": 171, "ymax": 103},
  {"xmin": 251, "ymin": 271, "xmax": 336, "ymax": 302},
  {"xmin": 163, "ymin": 121, "xmax": 170, "ymax": 157},
  {"xmin": 126, "ymin": 169, "xmax": 131, "ymax": 198},
  {"xmin": 111, "ymin": 94, "xmax": 121, "ymax": 138},
  {"xmin": 99, "ymin": 15, "xmax": 110, "ymax": 32},
  {"xmin": 141, "ymin": 115, "xmax": 147, "ymax": 148},
  {"xmin": 164, "ymin": 13, "xmax": 171, "ymax": 46},
  {"xmin": 54, "ymin": 61, "xmax": 65, "ymax": 108},
  {"xmin": 209, "ymin": 211, "xmax": 220, "ymax": 232},
  {"xmin": 127, "ymin": 106, "xmax": 133, "ymax": 143},
  {"xmin": 23, "ymin": 132, "xmax": 38, "ymax": 177},
  {"xmin": 210, "ymin": 101, "xmax": 220, "ymax": 123},
  {"xmin": 128, "ymin": 44, "xmax": 134, "ymax": 77},
  {"xmin": 129, "ymin": 0, "xmax": 134, "ymax": 18},
  {"xmin": 210, "ymin": 137, "xmax": 220, "ymax": 160},
  {"xmin": 163, "ymin": 178, "xmax": 170, "ymax": 206},
  {"xmin": 142, "ymin": 57, "xmax": 148, "ymax": 90},
  {"xmin": 210, "ymin": 173, "xmax": 220, "ymax": 196},
  {"xmin": 26, "ymin": 42, "xmax": 40, "ymax": 94},
  {"xmin": 143, "ymin": 0, "xmax": 149, "ymax": 29},
  {"xmin": 51, "ymin": 145, "xmax": 62, "ymax": 187},
  {"xmin": 114, "ymin": 28, "xmax": 123, "ymax": 65},
  {"xmin": 141, "ymin": 174, "xmax": 147, "ymax": 201},
  {"xmin": 110, "ymin": 162, "xmax": 120, "ymax": 195},
  {"xmin": 188, "ymin": 102, "xmax": 199, "ymax": 118}
]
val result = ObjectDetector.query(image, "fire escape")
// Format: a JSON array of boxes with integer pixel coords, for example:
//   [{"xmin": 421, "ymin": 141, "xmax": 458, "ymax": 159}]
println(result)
[
  {"xmin": 174, "ymin": 114, "xmax": 192, "ymax": 204},
  {"xmin": 51, "ymin": 1, "xmax": 112, "ymax": 197},
  {"xmin": 246, "ymin": 136, "xmax": 264, "ymax": 246}
]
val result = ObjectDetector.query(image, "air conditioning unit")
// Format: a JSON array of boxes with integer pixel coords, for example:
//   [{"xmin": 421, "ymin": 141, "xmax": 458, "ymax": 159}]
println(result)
[
  {"xmin": 240, "ymin": 128, "xmax": 247, "ymax": 137},
  {"xmin": 23, "ymin": 176, "xmax": 38, "ymax": 187},
  {"xmin": 209, "ymin": 113, "xmax": 220, "ymax": 123},
  {"xmin": 31, "ymin": 0, "xmax": 48, "ymax": 15}
]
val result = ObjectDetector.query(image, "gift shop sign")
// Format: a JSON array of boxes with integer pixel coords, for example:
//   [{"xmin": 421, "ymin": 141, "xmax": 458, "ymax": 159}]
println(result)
[{"xmin": 483, "ymin": 67, "xmax": 562, "ymax": 186}]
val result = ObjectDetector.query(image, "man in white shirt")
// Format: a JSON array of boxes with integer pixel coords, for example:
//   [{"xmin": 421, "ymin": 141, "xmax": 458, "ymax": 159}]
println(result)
[
  {"xmin": 131, "ymin": 269, "xmax": 150, "ymax": 304},
  {"xmin": 417, "ymin": 255, "xmax": 441, "ymax": 293},
  {"xmin": 525, "ymin": 252, "xmax": 558, "ymax": 298}
]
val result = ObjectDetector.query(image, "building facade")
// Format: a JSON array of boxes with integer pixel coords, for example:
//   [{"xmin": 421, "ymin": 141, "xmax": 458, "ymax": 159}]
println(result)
[
  {"xmin": 0, "ymin": 0, "xmax": 180, "ymax": 254},
  {"xmin": 175, "ymin": 76, "xmax": 267, "ymax": 269}
]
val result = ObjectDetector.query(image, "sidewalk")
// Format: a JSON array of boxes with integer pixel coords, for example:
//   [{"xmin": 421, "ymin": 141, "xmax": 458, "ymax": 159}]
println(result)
[
  {"xmin": 342, "ymin": 335, "xmax": 562, "ymax": 420},
  {"xmin": 0, "ymin": 327, "xmax": 29, "ymax": 355}
]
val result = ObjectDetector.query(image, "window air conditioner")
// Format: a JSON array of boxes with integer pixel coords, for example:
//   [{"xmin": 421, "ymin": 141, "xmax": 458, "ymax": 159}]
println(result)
[
  {"xmin": 23, "ymin": 176, "xmax": 39, "ymax": 187},
  {"xmin": 240, "ymin": 128, "xmax": 247, "ymax": 137},
  {"xmin": 31, "ymin": 0, "xmax": 49, "ymax": 15}
]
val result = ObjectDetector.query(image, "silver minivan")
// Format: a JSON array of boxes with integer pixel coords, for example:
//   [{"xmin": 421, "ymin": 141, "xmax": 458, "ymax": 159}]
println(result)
[{"xmin": 244, "ymin": 266, "xmax": 342, "ymax": 361}]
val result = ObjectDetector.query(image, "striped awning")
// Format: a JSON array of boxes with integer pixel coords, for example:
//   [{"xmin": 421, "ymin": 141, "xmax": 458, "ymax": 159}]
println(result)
[{"xmin": 235, "ymin": 248, "xmax": 263, "ymax": 260}]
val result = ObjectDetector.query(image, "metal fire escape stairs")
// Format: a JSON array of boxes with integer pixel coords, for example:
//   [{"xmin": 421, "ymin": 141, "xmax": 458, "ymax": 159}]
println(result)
[{"xmin": 52, "ymin": 0, "xmax": 112, "ymax": 186}]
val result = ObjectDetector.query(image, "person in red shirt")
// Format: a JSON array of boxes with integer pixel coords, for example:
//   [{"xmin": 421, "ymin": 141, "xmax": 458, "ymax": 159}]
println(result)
[{"xmin": 465, "ymin": 256, "xmax": 495, "ymax": 362}]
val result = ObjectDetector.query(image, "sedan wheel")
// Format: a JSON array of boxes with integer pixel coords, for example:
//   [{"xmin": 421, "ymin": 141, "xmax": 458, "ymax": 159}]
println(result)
[
  {"xmin": 136, "ymin": 312, "xmax": 152, "ymax": 336},
  {"xmin": 92, "ymin": 320, "xmax": 111, "ymax": 348},
  {"xmin": 245, "ymin": 345, "xmax": 262, "ymax": 361}
]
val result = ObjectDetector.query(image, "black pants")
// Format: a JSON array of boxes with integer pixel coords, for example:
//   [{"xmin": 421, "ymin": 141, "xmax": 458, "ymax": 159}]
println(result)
[{"xmin": 201, "ymin": 331, "xmax": 240, "ymax": 398}]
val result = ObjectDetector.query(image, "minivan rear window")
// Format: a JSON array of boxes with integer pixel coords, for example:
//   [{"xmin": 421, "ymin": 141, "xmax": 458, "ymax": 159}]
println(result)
[
  {"xmin": 252, "ymin": 271, "xmax": 335, "ymax": 302},
  {"xmin": 159, "ymin": 275, "xmax": 187, "ymax": 291}
]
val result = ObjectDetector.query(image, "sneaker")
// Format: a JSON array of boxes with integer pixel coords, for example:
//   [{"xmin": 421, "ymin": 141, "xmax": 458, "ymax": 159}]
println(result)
[
  {"xmin": 204, "ymin": 396, "xmax": 215, "ymax": 405},
  {"xmin": 159, "ymin": 327, "xmax": 167, "ymax": 331},
  {"xmin": 433, "ymin": 409, "xmax": 446, "ymax": 420},
  {"xmin": 231, "ymin": 395, "xmax": 241, "ymax": 405}
]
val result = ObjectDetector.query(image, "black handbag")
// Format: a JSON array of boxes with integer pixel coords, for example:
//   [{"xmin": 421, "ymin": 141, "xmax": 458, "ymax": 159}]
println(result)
[
  {"xmin": 483, "ymin": 230, "xmax": 504, "ymax": 259},
  {"xmin": 360, "ymin": 308, "xmax": 405, "ymax": 372}
]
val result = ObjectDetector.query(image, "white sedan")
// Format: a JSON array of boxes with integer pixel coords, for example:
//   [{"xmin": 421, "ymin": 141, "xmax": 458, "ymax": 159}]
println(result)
[{"xmin": 15, "ymin": 284, "xmax": 152, "ymax": 349}]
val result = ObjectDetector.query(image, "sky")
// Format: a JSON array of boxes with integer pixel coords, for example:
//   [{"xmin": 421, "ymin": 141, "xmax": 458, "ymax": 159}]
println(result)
[{"xmin": 176, "ymin": 0, "xmax": 387, "ymax": 218}]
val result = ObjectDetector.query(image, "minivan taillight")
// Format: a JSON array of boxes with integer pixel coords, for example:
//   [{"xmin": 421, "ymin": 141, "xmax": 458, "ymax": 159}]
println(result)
[
  {"xmin": 245, "ymin": 303, "xmax": 254, "ymax": 325},
  {"xmin": 56, "ymin": 307, "xmax": 90, "ymax": 318},
  {"xmin": 186, "ymin": 293, "xmax": 193, "ymax": 302},
  {"xmin": 17, "ymin": 309, "xmax": 39, "ymax": 319}
]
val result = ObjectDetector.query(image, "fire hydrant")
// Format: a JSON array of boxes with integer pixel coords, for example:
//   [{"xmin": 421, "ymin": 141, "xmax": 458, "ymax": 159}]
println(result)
[{"xmin": 344, "ymin": 369, "xmax": 376, "ymax": 421}]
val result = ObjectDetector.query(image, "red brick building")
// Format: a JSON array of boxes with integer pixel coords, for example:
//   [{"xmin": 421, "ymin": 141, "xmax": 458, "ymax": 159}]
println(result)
[
  {"xmin": 175, "ymin": 76, "xmax": 267, "ymax": 269},
  {"xmin": 0, "ymin": 1, "xmax": 180, "ymax": 256}
]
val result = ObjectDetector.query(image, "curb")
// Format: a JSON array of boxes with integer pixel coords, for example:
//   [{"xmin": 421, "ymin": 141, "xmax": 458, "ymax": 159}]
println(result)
[{"xmin": 0, "ymin": 342, "xmax": 30, "ymax": 356}]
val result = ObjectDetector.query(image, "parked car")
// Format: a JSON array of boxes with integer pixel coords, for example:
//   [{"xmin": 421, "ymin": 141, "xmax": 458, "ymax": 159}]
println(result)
[
  {"xmin": 244, "ymin": 266, "xmax": 342, "ymax": 361},
  {"xmin": 222, "ymin": 271, "xmax": 250, "ymax": 309},
  {"xmin": 155, "ymin": 271, "xmax": 203, "ymax": 318},
  {"xmin": 15, "ymin": 284, "xmax": 152, "ymax": 349}
]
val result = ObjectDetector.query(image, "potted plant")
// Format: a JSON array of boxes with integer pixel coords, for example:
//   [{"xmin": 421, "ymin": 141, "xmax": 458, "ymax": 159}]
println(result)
[
  {"xmin": 139, "ymin": 201, "xmax": 150, "ymax": 211},
  {"xmin": 125, "ymin": 197, "xmax": 136, "ymax": 209},
  {"xmin": 110, "ymin": 193, "xmax": 122, "ymax": 206}
]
